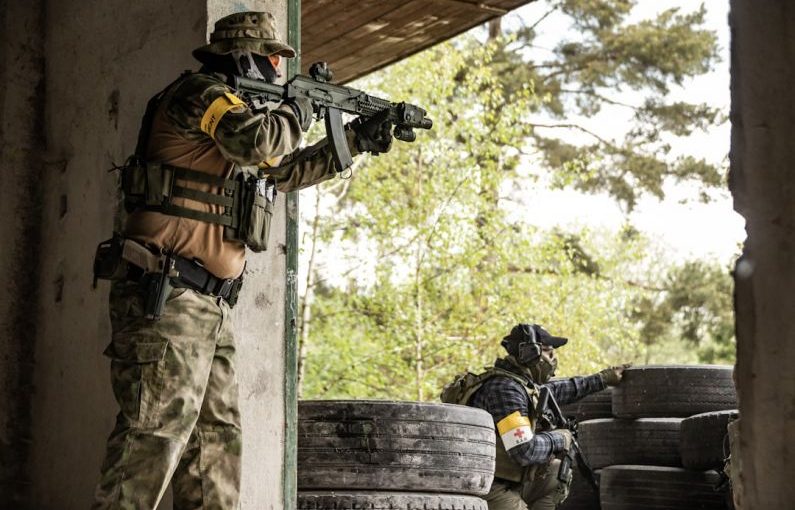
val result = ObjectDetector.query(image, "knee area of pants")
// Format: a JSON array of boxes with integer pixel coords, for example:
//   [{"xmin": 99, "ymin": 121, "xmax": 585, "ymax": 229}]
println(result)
[{"xmin": 197, "ymin": 424, "xmax": 243, "ymax": 456}]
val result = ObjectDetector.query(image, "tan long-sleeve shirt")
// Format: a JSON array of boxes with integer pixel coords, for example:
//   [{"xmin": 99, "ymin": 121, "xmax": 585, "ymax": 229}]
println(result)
[{"xmin": 125, "ymin": 71, "xmax": 353, "ymax": 279}]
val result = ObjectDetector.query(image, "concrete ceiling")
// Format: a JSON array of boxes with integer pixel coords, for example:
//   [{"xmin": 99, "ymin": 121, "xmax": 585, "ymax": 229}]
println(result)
[{"xmin": 301, "ymin": 0, "xmax": 536, "ymax": 83}]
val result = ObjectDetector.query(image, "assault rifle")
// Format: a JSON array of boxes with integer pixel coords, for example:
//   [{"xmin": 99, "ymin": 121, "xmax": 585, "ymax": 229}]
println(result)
[
  {"xmin": 536, "ymin": 386, "xmax": 600, "ymax": 501},
  {"xmin": 233, "ymin": 61, "xmax": 433, "ymax": 172}
]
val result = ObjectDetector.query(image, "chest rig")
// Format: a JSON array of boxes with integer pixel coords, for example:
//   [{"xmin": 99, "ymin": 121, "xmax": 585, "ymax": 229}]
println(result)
[
  {"xmin": 121, "ymin": 72, "xmax": 275, "ymax": 253},
  {"xmin": 441, "ymin": 365, "xmax": 540, "ymax": 483}
]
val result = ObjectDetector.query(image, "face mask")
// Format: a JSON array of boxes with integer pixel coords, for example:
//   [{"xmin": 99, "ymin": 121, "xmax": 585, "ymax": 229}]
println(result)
[
  {"xmin": 230, "ymin": 50, "xmax": 280, "ymax": 83},
  {"xmin": 529, "ymin": 355, "xmax": 558, "ymax": 384},
  {"xmin": 252, "ymin": 53, "xmax": 281, "ymax": 83}
]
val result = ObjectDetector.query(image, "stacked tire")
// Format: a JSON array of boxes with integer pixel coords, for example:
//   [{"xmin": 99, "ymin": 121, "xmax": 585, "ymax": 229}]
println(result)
[
  {"xmin": 560, "ymin": 365, "xmax": 738, "ymax": 510},
  {"xmin": 297, "ymin": 400, "xmax": 496, "ymax": 509}
]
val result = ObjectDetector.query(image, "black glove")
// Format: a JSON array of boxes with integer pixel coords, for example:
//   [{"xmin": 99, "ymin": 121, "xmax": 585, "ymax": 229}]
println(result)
[
  {"xmin": 283, "ymin": 96, "xmax": 314, "ymax": 132},
  {"xmin": 351, "ymin": 110, "xmax": 393, "ymax": 155}
]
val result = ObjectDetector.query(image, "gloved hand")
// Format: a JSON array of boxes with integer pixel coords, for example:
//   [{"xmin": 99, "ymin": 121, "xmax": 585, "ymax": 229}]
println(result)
[
  {"xmin": 552, "ymin": 429, "xmax": 573, "ymax": 452},
  {"xmin": 283, "ymin": 96, "xmax": 314, "ymax": 132},
  {"xmin": 350, "ymin": 109, "xmax": 393, "ymax": 155},
  {"xmin": 599, "ymin": 364, "xmax": 632, "ymax": 386}
]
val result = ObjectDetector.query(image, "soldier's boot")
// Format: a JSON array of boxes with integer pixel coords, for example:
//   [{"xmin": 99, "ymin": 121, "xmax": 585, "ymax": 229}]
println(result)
[
  {"xmin": 92, "ymin": 284, "xmax": 229, "ymax": 510},
  {"xmin": 172, "ymin": 308, "xmax": 242, "ymax": 509},
  {"xmin": 522, "ymin": 459, "xmax": 571, "ymax": 510}
]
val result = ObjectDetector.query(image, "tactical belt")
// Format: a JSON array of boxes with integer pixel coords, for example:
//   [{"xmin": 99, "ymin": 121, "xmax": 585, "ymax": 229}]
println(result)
[
  {"xmin": 122, "ymin": 159, "xmax": 276, "ymax": 253},
  {"xmin": 169, "ymin": 255, "xmax": 243, "ymax": 304},
  {"xmin": 128, "ymin": 255, "xmax": 242, "ymax": 306},
  {"xmin": 125, "ymin": 161, "xmax": 241, "ymax": 227},
  {"xmin": 121, "ymin": 238, "xmax": 243, "ymax": 307}
]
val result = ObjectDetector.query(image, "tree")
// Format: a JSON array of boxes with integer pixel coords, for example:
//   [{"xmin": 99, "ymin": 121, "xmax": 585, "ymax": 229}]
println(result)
[
  {"xmin": 488, "ymin": 0, "xmax": 723, "ymax": 210},
  {"xmin": 630, "ymin": 260, "xmax": 736, "ymax": 364},
  {"xmin": 297, "ymin": 1, "xmax": 734, "ymax": 400}
]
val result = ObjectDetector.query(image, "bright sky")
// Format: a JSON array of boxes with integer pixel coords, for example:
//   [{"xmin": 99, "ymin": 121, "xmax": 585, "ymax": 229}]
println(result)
[
  {"xmin": 501, "ymin": 0, "xmax": 744, "ymax": 264},
  {"xmin": 299, "ymin": 0, "xmax": 745, "ymax": 290}
]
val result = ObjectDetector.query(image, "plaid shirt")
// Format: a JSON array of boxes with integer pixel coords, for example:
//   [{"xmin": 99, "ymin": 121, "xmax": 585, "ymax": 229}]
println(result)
[{"xmin": 469, "ymin": 363, "xmax": 605, "ymax": 467}]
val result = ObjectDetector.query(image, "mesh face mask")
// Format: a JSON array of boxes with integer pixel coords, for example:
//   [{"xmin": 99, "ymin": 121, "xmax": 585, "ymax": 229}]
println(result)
[
  {"xmin": 529, "ymin": 355, "xmax": 558, "ymax": 384},
  {"xmin": 231, "ymin": 49, "xmax": 280, "ymax": 83}
]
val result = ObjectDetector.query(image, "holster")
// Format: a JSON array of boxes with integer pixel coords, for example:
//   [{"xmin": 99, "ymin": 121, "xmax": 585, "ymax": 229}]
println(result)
[
  {"xmin": 141, "ymin": 253, "xmax": 176, "ymax": 320},
  {"xmin": 92, "ymin": 234, "xmax": 129, "ymax": 285},
  {"xmin": 93, "ymin": 235, "xmax": 176, "ymax": 320}
]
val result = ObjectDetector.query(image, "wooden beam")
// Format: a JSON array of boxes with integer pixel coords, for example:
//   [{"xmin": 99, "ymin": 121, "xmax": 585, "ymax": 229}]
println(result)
[{"xmin": 431, "ymin": 0, "xmax": 509, "ymax": 15}]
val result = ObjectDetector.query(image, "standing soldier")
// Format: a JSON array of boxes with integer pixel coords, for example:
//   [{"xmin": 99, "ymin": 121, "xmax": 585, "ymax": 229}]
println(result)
[
  {"xmin": 92, "ymin": 11, "xmax": 394, "ymax": 510},
  {"xmin": 441, "ymin": 323, "xmax": 629, "ymax": 510}
]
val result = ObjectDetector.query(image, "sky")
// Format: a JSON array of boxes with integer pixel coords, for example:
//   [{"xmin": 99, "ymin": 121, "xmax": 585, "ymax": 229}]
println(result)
[
  {"xmin": 500, "ymin": 0, "xmax": 743, "ymax": 264},
  {"xmin": 299, "ymin": 0, "xmax": 744, "ymax": 290}
]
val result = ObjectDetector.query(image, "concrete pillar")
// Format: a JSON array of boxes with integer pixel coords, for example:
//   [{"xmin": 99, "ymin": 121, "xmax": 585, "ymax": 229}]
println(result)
[
  {"xmin": 0, "ymin": 0, "xmax": 45, "ymax": 506},
  {"xmin": 0, "ymin": 0, "xmax": 292, "ymax": 508},
  {"xmin": 730, "ymin": 1, "xmax": 795, "ymax": 507}
]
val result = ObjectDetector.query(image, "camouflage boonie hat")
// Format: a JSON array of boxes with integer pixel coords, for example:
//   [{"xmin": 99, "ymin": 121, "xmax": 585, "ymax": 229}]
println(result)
[{"xmin": 193, "ymin": 11, "xmax": 296, "ymax": 60}]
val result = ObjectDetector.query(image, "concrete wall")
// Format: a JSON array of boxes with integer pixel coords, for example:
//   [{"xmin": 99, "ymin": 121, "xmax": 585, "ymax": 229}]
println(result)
[
  {"xmin": 730, "ymin": 1, "xmax": 795, "ymax": 507},
  {"xmin": 0, "ymin": 0, "xmax": 45, "ymax": 506},
  {"xmin": 0, "ymin": 0, "xmax": 290, "ymax": 508},
  {"xmin": 214, "ymin": 6, "xmax": 291, "ymax": 508}
]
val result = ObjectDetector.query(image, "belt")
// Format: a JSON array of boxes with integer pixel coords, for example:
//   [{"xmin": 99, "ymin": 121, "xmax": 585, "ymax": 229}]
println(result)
[
  {"xmin": 127, "ymin": 251, "xmax": 243, "ymax": 307},
  {"xmin": 169, "ymin": 255, "xmax": 243, "ymax": 306}
]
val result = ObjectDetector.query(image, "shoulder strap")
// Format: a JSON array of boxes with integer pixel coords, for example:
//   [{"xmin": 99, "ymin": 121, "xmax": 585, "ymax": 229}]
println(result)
[
  {"xmin": 483, "ymin": 366, "xmax": 540, "ymax": 402},
  {"xmin": 134, "ymin": 71, "xmax": 192, "ymax": 158},
  {"xmin": 442, "ymin": 366, "xmax": 538, "ymax": 407}
]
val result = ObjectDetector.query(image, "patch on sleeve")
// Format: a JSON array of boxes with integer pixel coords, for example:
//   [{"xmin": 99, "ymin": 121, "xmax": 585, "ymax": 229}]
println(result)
[
  {"xmin": 497, "ymin": 411, "xmax": 534, "ymax": 450},
  {"xmin": 200, "ymin": 92, "xmax": 245, "ymax": 138}
]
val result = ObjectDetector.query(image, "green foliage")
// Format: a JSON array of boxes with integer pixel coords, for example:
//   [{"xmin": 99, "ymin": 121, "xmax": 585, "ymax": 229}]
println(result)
[
  {"xmin": 630, "ymin": 260, "xmax": 736, "ymax": 364},
  {"xmin": 299, "ymin": 1, "xmax": 735, "ymax": 402},
  {"xmin": 486, "ymin": 1, "xmax": 723, "ymax": 210}
]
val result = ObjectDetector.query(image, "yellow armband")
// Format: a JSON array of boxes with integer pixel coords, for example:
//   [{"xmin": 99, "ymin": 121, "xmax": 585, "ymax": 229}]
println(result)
[
  {"xmin": 257, "ymin": 157, "xmax": 283, "ymax": 169},
  {"xmin": 200, "ymin": 92, "xmax": 245, "ymax": 138},
  {"xmin": 497, "ymin": 411, "xmax": 534, "ymax": 450}
]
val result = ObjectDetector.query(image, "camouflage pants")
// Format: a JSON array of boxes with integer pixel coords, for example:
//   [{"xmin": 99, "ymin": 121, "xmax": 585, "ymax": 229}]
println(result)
[
  {"xmin": 485, "ymin": 460, "xmax": 571, "ymax": 510},
  {"xmin": 92, "ymin": 280, "xmax": 242, "ymax": 510}
]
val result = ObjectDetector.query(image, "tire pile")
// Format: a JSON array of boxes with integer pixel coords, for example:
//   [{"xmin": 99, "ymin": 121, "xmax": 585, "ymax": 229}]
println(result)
[
  {"xmin": 559, "ymin": 365, "xmax": 738, "ymax": 510},
  {"xmin": 297, "ymin": 400, "xmax": 496, "ymax": 510}
]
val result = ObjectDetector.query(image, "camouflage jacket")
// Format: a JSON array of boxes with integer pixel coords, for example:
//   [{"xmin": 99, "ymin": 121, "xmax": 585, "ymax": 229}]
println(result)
[{"xmin": 161, "ymin": 70, "xmax": 355, "ymax": 191}]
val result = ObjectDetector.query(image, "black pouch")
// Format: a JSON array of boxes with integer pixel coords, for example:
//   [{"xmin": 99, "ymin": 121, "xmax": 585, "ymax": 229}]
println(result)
[
  {"xmin": 120, "ymin": 156, "xmax": 148, "ymax": 213},
  {"xmin": 93, "ymin": 234, "xmax": 129, "ymax": 284},
  {"xmin": 226, "ymin": 173, "xmax": 275, "ymax": 253}
]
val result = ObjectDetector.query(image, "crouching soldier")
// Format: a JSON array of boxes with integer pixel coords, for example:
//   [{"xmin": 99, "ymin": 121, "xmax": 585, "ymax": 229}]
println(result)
[{"xmin": 441, "ymin": 323, "xmax": 629, "ymax": 510}]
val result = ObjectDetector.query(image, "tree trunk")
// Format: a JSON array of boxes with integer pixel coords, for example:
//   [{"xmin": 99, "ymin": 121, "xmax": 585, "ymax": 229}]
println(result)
[
  {"xmin": 297, "ymin": 189, "xmax": 324, "ymax": 398},
  {"xmin": 414, "ymin": 148, "xmax": 425, "ymax": 401},
  {"xmin": 488, "ymin": 17, "xmax": 502, "ymax": 40}
]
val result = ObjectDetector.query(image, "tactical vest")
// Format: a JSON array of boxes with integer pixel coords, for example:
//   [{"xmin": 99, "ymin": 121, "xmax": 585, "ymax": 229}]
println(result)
[
  {"xmin": 440, "ymin": 366, "xmax": 540, "ymax": 483},
  {"xmin": 121, "ymin": 73, "xmax": 275, "ymax": 253}
]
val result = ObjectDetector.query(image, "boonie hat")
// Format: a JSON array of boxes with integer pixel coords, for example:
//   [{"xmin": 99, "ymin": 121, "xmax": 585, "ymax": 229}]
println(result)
[{"xmin": 193, "ymin": 11, "xmax": 296, "ymax": 61}]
